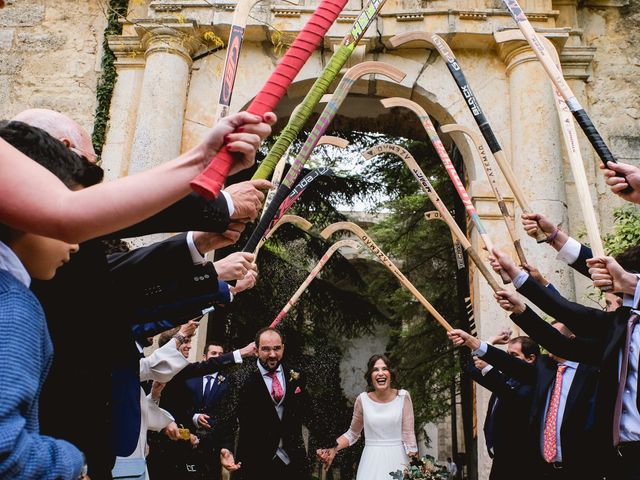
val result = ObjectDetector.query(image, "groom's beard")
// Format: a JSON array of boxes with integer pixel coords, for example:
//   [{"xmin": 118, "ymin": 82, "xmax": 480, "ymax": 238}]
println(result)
[{"xmin": 259, "ymin": 358, "xmax": 281, "ymax": 372}]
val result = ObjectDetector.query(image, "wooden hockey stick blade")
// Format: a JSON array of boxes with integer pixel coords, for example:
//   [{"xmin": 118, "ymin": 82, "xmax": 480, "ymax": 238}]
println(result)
[
  {"xmin": 380, "ymin": 97, "xmax": 512, "ymax": 284},
  {"xmin": 441, "ymin": 123, "xmax": 528, "ymax": 265},
  {"xmin": 318, "ymin": 136, "xmax": 350, "ymax": 149},
  {"xmin": 389, "ymin": 31, "xmax": 549, "ymax": 243},
  {"xmin": 270, "ymin": 238, "xmax": 360, "ymax": 327},
  {"xmin": 361, "ymin": 143, "xmax": 503, "ymax": 293},
  {"xmin": 254, "ymin": 214, "xmax": 313, "ymax": 258},
  {"xmin": 320, "ymin": 221, "xmax": 453, "ymax": 331}
]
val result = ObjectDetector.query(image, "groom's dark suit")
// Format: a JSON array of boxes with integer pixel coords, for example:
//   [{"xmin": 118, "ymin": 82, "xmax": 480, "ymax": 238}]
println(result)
[{"xmin": 232, "ymin": 363, "xmax": 311, "ymax": 480}]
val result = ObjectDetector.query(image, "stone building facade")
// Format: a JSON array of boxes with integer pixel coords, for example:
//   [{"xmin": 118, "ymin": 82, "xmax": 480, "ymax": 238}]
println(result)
[{"xmin": 1, "ymin": 0, "xmax": 639, "ymax": 478}]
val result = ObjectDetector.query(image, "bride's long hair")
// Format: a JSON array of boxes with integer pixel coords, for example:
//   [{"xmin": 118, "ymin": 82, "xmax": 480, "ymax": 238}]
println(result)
[{"xmin": 364, "ymin": 354, "xmax": 400, "ymax": 392}]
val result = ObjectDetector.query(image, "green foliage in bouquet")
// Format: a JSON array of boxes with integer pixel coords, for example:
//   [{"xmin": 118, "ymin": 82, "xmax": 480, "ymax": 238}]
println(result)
[{"xmin": 389, "ymin": 455, "xmax": 448, "ymax": 480}]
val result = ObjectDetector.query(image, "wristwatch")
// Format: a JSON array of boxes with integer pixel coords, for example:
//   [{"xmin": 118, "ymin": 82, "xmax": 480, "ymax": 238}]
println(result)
[{"xmin": 173, "ymin": 332, "xmax": 187, "ymax": 344}]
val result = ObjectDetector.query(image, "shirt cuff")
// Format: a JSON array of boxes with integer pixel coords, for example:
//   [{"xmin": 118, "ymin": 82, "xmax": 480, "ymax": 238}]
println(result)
[
  {"xmin": 556, "ymin": 237, "xmax": 581, "ymax": 265},
  {"xmin": 624, "ymin": 274, "xmax": 640, "ymax": 309},
  {"xmin": 233, "ymin": 350, "xmax": 243, "ymax": 363},
  {"xmin": 221, "ymin": 191, "xmax": 235, "ymax": 217},
  {"xmin": 481, "ymin": 364, "xmax": 494, "ymax": 376},
  {"xmin": 473, "ymin": 341, "xmax": 488, "ymax": 357},
  {"xmin": 187, "ymin": 231, "xmax": 206, "ymax": 265},
  {"xmin": 193, "ymin": 413, "xmax": 200, "ymax": 428},
  {"xmin": 513, "ymin": 271, "xmax": 529, "ymax": 289}
]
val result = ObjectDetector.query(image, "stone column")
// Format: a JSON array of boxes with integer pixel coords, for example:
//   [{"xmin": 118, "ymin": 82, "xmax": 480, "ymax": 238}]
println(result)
[
  {"xmin": 495, "ymin": 30, "xmax": 575, "ymax": 299},
  {"xmin": 129, "ymin": 22, "xmax": 199, "ymax": 174},
  {"xmin": 100, "ymin": 36, "xmax": 145, "ymax": 182}
]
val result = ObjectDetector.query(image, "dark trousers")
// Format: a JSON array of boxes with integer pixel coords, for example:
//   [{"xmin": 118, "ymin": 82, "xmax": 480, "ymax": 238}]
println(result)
[
  {"xmin": 608, "ymin": 443, "xmax": 640, "ymax": 480},
  {"xmin": 539, "ymin": 463, "xmax": 603, "ymax": 480},
  {"xmin": 237, "ymin": 457, "xmax": 303, "ymax": 480}
]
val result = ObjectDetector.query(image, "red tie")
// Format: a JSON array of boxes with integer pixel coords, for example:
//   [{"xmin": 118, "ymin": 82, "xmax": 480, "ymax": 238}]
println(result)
[
  {"xmin": 543, "ymin": 364, "xmax": 567, "ymax": 462},
  {"xmin": 613, "ymin": 314, "xmax": 639, "ymax": 446},
  {"xmin": 267, "ymin": 370, "xmax": 284, "ymax": 403}
]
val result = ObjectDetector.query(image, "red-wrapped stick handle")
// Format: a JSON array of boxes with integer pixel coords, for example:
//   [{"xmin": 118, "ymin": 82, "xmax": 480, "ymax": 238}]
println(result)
[{"xmin": 190, "ymin": 0, "xmax": 347, "ymax": 199}]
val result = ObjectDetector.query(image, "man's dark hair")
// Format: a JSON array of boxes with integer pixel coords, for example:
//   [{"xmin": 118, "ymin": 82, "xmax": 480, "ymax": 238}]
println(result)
[
  {"xmin": 255, "ymin": 327, "xmax": 284, "ymax": 347},
  {"xmin": 204, "ymin": 341, "xmax": 225, "ymax": 355},
  {"xmin": 615, "ymin": 246, "xmax": 640, "ymax": 274},
  {"xmin": 364, "ymin": 354, "xmax": 400, "ymax": 392},
  {"xmin": 509, "ymin": 335, "xmax": 540, "ymax": 358},
  {"xmin": 0, "ymin": 120, "xmax": 103, "ymax": 189}
]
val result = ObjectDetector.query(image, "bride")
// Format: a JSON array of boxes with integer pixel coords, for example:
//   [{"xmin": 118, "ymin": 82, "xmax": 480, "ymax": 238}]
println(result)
[{"xmin": 317, "ymin": 354, "xmax": 418, "ymax": 479}]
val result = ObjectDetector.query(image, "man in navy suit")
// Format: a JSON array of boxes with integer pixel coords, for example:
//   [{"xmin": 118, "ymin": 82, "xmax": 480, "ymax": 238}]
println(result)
[
  {"xmin": 184, "ymin": 341, "xmax": 236, "ymax": 480},
  {"xmin": 450, "ymin": 325, "xmax": 602, "ymax": 480},
  {"xmin": 468, "ymin": 333, "xmax": 539, "ymax": 480}
]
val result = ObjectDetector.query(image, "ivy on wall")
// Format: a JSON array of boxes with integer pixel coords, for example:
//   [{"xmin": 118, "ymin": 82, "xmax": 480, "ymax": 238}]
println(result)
[
  {"xmin": 92, "ymin": 0, "xmax": 128, "ymax": 156},
  {"xmin": 604, "ymin": 205, "xmax": 640, "ymax": 256}
]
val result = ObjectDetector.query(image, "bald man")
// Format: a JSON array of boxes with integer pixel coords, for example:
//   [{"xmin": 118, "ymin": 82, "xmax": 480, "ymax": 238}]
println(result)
[{"xmin": 15, "ymin": 108, "xmax": 268, "ymax": 479}]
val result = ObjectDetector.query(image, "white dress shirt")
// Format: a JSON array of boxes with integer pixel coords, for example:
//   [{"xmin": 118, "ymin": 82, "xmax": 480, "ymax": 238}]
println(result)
[{"xmin": 257, "ymin": 360, "xmax": 289, "ymax": 464}]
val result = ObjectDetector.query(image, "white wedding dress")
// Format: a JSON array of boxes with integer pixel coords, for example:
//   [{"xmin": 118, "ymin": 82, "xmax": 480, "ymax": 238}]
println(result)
[{"xmin": 342, "ymin": 389, "xmax": 417, "ymax": 480}]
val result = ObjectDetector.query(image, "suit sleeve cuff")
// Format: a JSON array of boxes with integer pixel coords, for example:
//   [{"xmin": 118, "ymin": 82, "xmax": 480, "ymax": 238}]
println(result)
[
  {"xmin": 473, "ymin": 341, "xmax": 488, "ymax": 357},
  {"xmin": 233, "ymin": 350, "xmax": 242, "ymax": 363},
  {"xmin": 513, "ymin": 271, "xmax": 529, "ymax": 289},
  {"xmin": 556, "ymin": 237, "xmax": 581, "ymax": 265},
  {"xmin": 187, "ymin": 231, "xmax": 207, "ymax": 265},
  {"xmin": 221, "ymin": 191, "xmax": 235, "ymax": 217},
  {"xmin": 481, "ymin": 364, "xmax": 494, "ymax": 376}
]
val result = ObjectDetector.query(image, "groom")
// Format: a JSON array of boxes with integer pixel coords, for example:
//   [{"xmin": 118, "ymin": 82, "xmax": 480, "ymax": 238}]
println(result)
[{"xmin": 222, "ymin": 327, "xmax": 311, "ymax": 480}]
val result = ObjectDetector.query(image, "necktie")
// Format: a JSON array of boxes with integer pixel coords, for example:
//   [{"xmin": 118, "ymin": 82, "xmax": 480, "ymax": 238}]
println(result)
[
  {"xmin": 543, "ymin": 364, "xmax": 567, "ymax": 463},
  {"xmin": 267, "ymin": 370, "xmax": 284, "ymax": 404},
  {"xmin": 202, "ymin": 375, "xmax": 214, "ymax": 406},
  {"xmin": 613, "ymin": 314, "xmax": 639, "ymax": 445}
]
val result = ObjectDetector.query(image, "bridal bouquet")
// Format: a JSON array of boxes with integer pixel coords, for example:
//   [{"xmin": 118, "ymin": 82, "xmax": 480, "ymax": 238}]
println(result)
[{"xmin": 389, "ymin": 455, "xmax": 448, "ymax": 480}]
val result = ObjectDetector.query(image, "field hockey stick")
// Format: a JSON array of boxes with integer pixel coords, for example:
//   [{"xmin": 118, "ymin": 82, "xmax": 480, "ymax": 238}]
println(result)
[
  {"xmin": 500, "ymin": 0, "xmax": 626, "ymax": 188},
  {"xmin": 537, "ymin": 35, "xmax": 605, "ymax": 258},
  {"xmin": 381, "ymin": 97, "xmax": 512, "ymax": 284},
  {"xmin": 212, "ymin": 0, "xmax": 266, "ymax": 123},
  {"xmin": 320, "ymin": 221, "xmax": 453, "ymax": 331},
  {"xmin": 424, "ymin": 211, "xmax": 466, "ymax": 270},
  {"xmin": 243, "ymin": 61, "xmax": 405, "ymax": 253},
  {"xmin": 389, "ymin": 32, "xmax": 548, "ymax": 243},
  {"xmin": 250, "ymin": 0, "xmax": 392, "ymax": 181},
  {"xmin": 441, "ymin": 124, "xmax": 528, "ymax": 265},
  {"xmin": 261, "ymin": 135, "xmax": 347, "ymax": 218},
  {"xmin": 190, "ymin": 0, "xmax": 348, "ymax": 198},
  {"xmin": 270, "ymin": 239, "xmax": 360, "ymax": 327},
  {"xmin": 254, "ymin": 214, "xmax": 313, "ymax": 259},
  {"xmin": 361, "ymin": 143, "xmax": 502, "ymax": 293},
  {"xmin": 253, "ymin": 167, "xmax": 332, "ymax": 254}
]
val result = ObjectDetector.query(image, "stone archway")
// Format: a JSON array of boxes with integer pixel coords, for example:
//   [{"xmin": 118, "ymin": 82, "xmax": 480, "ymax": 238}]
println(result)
[{"xmin": 100, "ymin": 2, "xmax": 603, "ymax": 477}]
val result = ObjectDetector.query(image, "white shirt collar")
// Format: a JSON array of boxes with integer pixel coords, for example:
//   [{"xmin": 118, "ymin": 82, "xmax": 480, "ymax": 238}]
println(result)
[
  {"xmin": 257, "ymin": 359, "xmax": 283, "ymax": 377},
  {"xmin": 0, "ymin": 241, "xmax": 30, "ymax": 287},
  {"xmin": 558, "ymin": 360, "xmax": 579, "ymax": 369}
]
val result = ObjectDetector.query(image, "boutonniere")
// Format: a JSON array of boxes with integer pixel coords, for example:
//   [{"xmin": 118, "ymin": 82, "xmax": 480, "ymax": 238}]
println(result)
[
  {"xmin": 294, "ymin": 386, "xmax": 302, "ymax": 394},
  {"xmin": 289, "ymin": 370, "xmax": 300, "ymax": 382},
  {"xmin": 217, "ymin": 374, "xmax": 226, "ymax": 384}
]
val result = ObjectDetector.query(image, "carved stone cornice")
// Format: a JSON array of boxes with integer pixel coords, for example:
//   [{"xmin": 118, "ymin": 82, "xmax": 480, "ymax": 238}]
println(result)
[
  {"xmin": 108, "ymin": 35, "xmax": 145, "ymax": 68},
  {"xmin": 134, "ymin": 20, "xmax": 200, "ymax": 65},
  {"xmin": 559, "ymin": 45, "xmax": 597, "ymax": 80}
]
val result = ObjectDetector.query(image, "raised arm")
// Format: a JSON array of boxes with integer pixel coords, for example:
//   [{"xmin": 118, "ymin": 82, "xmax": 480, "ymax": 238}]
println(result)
[
  {"xmin": 0, "ymin": 112, "xmax": 273, "ymax": 243},
  {"xmin": 401, "ymin": 392, "xmax": 418, "ymax": 456}
]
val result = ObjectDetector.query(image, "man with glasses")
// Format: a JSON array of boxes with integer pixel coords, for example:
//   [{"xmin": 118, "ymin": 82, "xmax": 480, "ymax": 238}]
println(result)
[{"xmin": 221, "ymin": 328, "xmax": 313, "ymax": 480}]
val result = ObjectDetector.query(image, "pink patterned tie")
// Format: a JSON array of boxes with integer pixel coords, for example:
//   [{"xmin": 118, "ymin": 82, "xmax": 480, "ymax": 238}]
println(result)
[
  {"xmin": 267, "ymin": 371, "xmax": 284, "ymax": 403},
  {"xmin": 612, "ymin": 314, "xmax": 639, "ymax": 446},
  {"xmin": 543, "ymin": 364, "xmax": 567, "ymax": 462}
]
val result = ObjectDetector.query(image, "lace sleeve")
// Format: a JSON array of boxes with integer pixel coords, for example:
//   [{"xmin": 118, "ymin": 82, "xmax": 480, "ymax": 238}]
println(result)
[
  {"xmin": 401, "ymin": 391, "xmax": 418, "ymax": 454},
  {"xmin": 342, "ymin": 395, "xmax": 364, "ymax": 446}
]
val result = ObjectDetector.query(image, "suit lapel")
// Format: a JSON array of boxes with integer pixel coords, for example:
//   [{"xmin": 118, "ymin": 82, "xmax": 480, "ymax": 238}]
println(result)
[
  {"xmin": 253, "ymin": 369, "xmax": 282, "ymax": 423},
  {"xmin": 562, "ymin": 364, "xmax": 589, "ymax": 424},
  {"xmin": 603, "ymin": 311, "xmax": 630, "ymax": 361}
]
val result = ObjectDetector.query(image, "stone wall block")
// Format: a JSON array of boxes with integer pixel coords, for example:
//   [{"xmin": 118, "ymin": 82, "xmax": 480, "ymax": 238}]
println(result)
[
  {"xmin": 0, "ymin": 29, "xmax": 15, "ymax": 50},
  {"xmin": 0, "ymin": 56, "xmax": 24, "ymax": 75},
  {"xmin": 15, "ymin": 32, "xmax": 66, "ymax": 52},
  {"xmin": 0, "ymin": 2, "xmax": 45, "ymax": 27}
]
